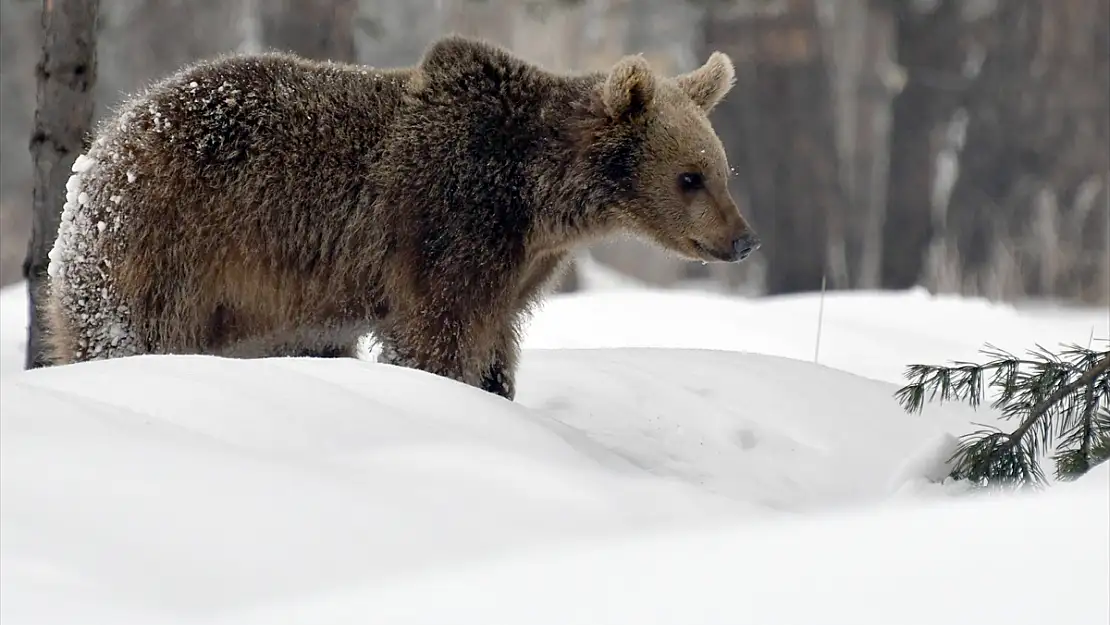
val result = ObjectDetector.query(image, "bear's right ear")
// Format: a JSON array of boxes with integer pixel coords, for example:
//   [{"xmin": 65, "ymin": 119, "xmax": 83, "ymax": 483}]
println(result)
[
  {"xmin": 602, "ymin": 55, "xmax": 656, "ymax": 122},
  {"xmin": 419, "ymin": 34, "xmax": 500, "ymax": 75},
  {"xmin": 674, "ymin": 51, "xmax": 735, "ymax": 113}
]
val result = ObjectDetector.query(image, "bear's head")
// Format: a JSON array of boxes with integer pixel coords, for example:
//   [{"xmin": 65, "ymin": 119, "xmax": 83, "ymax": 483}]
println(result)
[{"xmin": 593, "ymin": 52, "xmax": 759, "ymax": 264}]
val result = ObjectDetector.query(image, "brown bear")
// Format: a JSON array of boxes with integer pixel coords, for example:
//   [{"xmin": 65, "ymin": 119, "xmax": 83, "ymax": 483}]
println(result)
[{"xmin": 44, "ymin": 34, "xmax": 758, "ymax": 400}]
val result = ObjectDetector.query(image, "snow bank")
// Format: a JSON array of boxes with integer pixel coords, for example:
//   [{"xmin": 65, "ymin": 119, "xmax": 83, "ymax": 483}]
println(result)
[
  {"xmin": 0, "ymin": 283, "xmax": 28, "ymax": 375},
  {"xmin": 522, "ymin": 288, "xmax": 1107, "ymax": 385},
  {"xmin": 0, "ymin": 354, "xmax": 723, "ymax": 621},
  {"xmin": 0, "ymin": 348, "xmax": 980, "ymax": 623},
  {"xmin": 220, "ymin": 474, "xmax": 1110, "ymax": 625},
  {"xmin": 1, "ymin": 281, "xmax": 1106, "ymax": 623}
]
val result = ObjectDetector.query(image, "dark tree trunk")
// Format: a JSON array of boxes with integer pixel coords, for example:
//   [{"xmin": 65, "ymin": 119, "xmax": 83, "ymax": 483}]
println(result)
[
  {"xmin": 705, "ymin": 0, "xmax": 848, "ymax": 295},
  {"xmin": 840, "ymin": 2, "xmax": 896, "ymax": 290},
  {"xmin": 24, "ymin": 0, "xmax": 99, "ymax": 370},
  {"xmin": 261, "ymin": 0, "xmax": 357, "ymax": 62},
  {"xmin": 879, "ymin": 0, "xmax": 970, "ymax": 290},
  {"xmin": 942, "ymin": 1, "xmax": 1028, "ymax": 297},
  {"xmin": 946, "ymin": 0, "xmax": 1109, "ymax": 301}
]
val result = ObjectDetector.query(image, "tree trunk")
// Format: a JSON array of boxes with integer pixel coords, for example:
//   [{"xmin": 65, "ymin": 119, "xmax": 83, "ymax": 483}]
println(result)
[
  {"xmin": 261, "ymin": 0, "xmax": 357, "ymax": 61},
  {"xmin": 24, "ymin": 0, "xmax": 99, "ymax": 370},
  {"xmin": 879, "ymin": 0, "xmax": 970, "ymax": 290},
  {"xmin": 704, "ymin": 0, "xmax": 848, "ymax": 295},
  {"xmin": 1, "ymin": 1, "xmax": 43, "ymax": 289},
  {"xmin": 946, "ymin": 0, "xmax": 1109, "ymax": 301},
  {"xmin": 848, "ymin": 4, "xmax": 896, "ymax": 290}
]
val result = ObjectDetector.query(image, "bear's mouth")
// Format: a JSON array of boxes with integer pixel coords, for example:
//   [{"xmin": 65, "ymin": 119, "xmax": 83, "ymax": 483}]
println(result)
[{"xmin": 688, "ymin": 238, "xmax": 732, "ymax": 263}]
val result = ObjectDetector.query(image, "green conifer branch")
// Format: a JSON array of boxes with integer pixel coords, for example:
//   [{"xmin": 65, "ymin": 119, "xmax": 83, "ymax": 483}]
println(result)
[
  {"xmin": 896, "ymin": 343, "xmax": 1109, "ymax": 488},
  {"xmin": 1007, "ymin": 354, "xmax": 1108, "ymax": 450}
]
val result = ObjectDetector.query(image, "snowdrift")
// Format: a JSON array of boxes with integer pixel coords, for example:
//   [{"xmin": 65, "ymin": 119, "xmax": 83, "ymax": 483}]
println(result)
[
  {"xmin": 224, "ymin": 467, "xmax": 1109, "ymax": 625},
  {"xmin": 1, "ymin": 282, "xmax": 1106, "ymax": 623},
  {"xmin": 523, "ymin": 287, "xmax": 1109, "ymax": 385},
  {"xmin": 4, "ymin": 350, "xmax": 1107, "ymax": 624}
]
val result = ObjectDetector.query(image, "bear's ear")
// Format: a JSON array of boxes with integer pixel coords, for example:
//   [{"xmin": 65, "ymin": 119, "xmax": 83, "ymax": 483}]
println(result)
[
  {"xmin": 674, "ymin": 51, "xmax": 735, "ymax": 113},
  {"xmin": 419, "ymin": 34, "xmax": 501, "ymax": 75},
  {"xmin": 602, "ymin": 55, "xmax": 656, "ymax": 122}
]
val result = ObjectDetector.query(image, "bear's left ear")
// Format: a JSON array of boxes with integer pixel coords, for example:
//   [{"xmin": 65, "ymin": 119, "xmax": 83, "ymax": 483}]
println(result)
[
  {"xmin": 602, "ymin": 55, "xmax": 656, "ymax": 122},
  {"xmin": 674, "ymin": 51, "xmax": 735, "ymax": 113}
]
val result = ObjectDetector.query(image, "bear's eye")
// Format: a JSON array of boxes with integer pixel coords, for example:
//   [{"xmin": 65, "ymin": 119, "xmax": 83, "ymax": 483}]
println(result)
[{"xmin": 678, "ymin": 172, "xmax": 704, "ymax": 193}]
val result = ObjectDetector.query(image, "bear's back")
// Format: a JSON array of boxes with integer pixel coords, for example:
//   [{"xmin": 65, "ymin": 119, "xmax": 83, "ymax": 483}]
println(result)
[
  {"xmin": 101, "ymin": 54, "xmax": 410, "ymax": 186},
  {"xmin": 68, "ymin": 54, "xmax": 413, "ymax": 277},
  {"xmin": 48, "ymin": 54, "xmax": 417, "ymax": 343}
]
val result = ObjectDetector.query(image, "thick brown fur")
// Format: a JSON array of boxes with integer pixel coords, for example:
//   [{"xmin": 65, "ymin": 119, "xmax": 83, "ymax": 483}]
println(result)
[{"xmin": 43, "ymin": 35, "xmax": 758, "ymax": 400}]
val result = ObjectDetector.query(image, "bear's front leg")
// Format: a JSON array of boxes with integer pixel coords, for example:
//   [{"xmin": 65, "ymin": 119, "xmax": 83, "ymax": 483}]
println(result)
[
  {"xmin": 480, "ymin": 360, "xmax": 515, "ymax": 401},
  {"xmin": 374, "ymin": 309, "xmax": 493, "ymax": 393},
  {"xmin": 478, "ymin": 321, "xmax": 523, "ymax": 401}
]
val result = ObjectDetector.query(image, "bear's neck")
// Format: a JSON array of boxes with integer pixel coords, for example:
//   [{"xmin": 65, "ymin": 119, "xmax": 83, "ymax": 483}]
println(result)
[{"xmin": 526, "ymin": 72, "xmax": 629, "ymax": 256}]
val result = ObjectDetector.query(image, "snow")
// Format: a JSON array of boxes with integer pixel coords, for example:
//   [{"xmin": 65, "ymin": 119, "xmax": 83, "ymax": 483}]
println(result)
[
  {"xmin": 48, "ymin": 152, "xmax": 99, "ymax": 281},
  {"xmin": 42, "ymin": 137, "xmax": 140, "ymax": 361},
  {"xmin": 0, "ymin": 283, "xmax": 28, "ymax": 375},
  {"xmin": 0, "ymin": 280, "xmax": 1106, "ymax": 624},
  {"xmin": 522, "ymin": 286, "xmax": 1109, "ymax": 385},
  {"xmin": 220, "ymin": 473, "xmax": 1109, "ymax": 625}
]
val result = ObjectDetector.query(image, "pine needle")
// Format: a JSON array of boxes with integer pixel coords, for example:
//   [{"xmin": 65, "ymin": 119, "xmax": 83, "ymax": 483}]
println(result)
[{"xmin": 895, "ymin": 341, "xmax": 1110, "ymax": 489}]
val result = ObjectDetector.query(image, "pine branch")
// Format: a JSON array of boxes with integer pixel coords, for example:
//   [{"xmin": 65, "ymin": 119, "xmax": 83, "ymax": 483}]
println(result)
[
  {"xmin": 1053, "ymin": 436, "xmax": 1110, "ymax": 481},
  {"xmin": 1007, "ymin": 354, "xmax": 1109, "ymax": 450},
  {"xmin": 1054, "ymin": 383, "xmax": 1110, "ymax": 480},
  {"xmin": 898, "ymin": 348, "xmax": 1107, "ymax": 420},
  {"xmin": 896, "ymin": 344, "xmax": 1109, "ymax": 488},
  {"xmin": 1078, "ymin": 372, "xmax": 1097, "ymax": 461},
  {"xmin": 949, "ymin": 428, "xmax": 1045, "ymax": 488}
]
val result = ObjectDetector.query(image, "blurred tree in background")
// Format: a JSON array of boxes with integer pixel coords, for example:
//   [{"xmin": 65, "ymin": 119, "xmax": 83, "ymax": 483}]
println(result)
[
  {"xmin": 702, "ymin": 0, "xmax": 847, "ymax": 295},
  {"xmin": 24, "ymin": 0, "xmax": 100, "ymax": 368},
  {"xmin": 260, "ymin": 0, "xmax": 357, "ymax": 61},
  {"xmin": 2, "ymin": 0, "xmax": 1107, "ymax": 304}
]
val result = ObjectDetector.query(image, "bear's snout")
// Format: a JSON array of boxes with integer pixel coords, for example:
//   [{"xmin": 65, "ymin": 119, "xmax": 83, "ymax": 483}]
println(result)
[
  {"xmin": 730, "ymin": 232, "xmax": 761, "ymax": 262},
  {"xmin": 696, "ymin": 192, "xmax": 760, "ymax": 263},
  {"xmin": 698, "ymin": 231, "xmax": 759, "ymax": 263}
]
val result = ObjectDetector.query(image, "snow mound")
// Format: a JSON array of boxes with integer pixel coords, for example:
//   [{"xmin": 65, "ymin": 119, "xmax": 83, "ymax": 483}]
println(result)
[
  {"xmin": 1, "ymin": 281, "xmax": 1106, "ymax": 623},
  {"xmin": 522, "ymin": 288, "xmax": 1107, "ymax": 384},
  {"xmin": 1, "ymin": 284, "xmax": 28, "ymax": 375},
  {"xmin": 221, "ymin": 475, "xmax": 1110, "ymax": 625},
  {"xmin": 4, "ymin": 348, "xmax": 989, "ymax": 622}
]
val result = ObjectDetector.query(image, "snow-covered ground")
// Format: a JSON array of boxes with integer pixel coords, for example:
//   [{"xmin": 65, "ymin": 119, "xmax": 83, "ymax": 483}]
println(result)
[
  {"xmin": 0, "ymin": 282, "xmax": 28, "ymax": 376},
  {"xmin": 524, "ymin": 285, "xmax": 1108, "ymax": 386},
  {"xmin": 1, "ymin": 279, "xmax": 1107, "ymax": 624}
]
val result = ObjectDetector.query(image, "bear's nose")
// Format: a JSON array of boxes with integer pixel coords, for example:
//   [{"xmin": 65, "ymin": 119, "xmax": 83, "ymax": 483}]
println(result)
[{"xmin": 732, "ymin": 233, "xmax": 761, "ymax": 262}]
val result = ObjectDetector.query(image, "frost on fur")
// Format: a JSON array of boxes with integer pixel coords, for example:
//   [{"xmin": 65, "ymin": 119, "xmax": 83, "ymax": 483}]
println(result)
[
  {"xmin": 45, "ymin": 143, "xmax": 137, "ymax": 363},
  {"xmin": 40, "ymin": 63, "xmax": 294, "ymax": 365}
]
